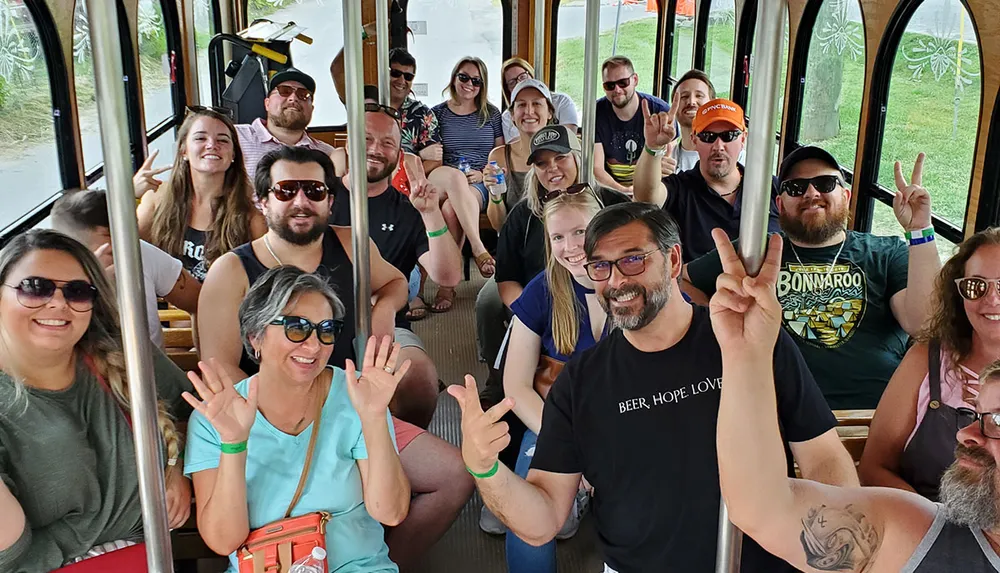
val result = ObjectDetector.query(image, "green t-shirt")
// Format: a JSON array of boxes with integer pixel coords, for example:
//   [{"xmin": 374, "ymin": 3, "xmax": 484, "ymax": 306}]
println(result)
[
  {"xmin": 686, "ymin": 231, "xmax": 910, "ymax": 409},
  {"xmin": 0, "ymin": 348, "xmax": 191, "ymax": 573}
]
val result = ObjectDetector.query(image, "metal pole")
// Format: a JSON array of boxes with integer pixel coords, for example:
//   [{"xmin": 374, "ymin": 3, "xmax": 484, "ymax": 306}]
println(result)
[
  {"xmin": 580, "ymin": 0, "xmax": 601, "ymax": 186},
  {"xmin": 716, "ymin": 502, "xmax": 743, "ymax": 573},
  {"xmin": 376, "ymin": 0, "xmax": 391, "ymax": 106},
  {"xmin": 612, "ymin": 0, "xmax": 624, "ymax": 54},
  {"xmin": 533, "ymin": 0, "xmax": 546, "ymax": 76},
  {"xmin": 343, "ymin": 0, "xmax": 373, "ymax": 359},
  {"xmin": 84, "ymin": 1, "xmax": 173, "ymax": 572}
]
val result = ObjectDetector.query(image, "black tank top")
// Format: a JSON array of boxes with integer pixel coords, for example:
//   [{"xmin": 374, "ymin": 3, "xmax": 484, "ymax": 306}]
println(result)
[
  {"xmin": 181, "ymin": 227, "xmax": 208, "ymax": 282},
  {"xmin": 903, "ymin": 507, "xmax": 1000, "ymax": 572},
  {"xmin": 233, "ymin": 227, "xmax": 357, "ymax": 375}
]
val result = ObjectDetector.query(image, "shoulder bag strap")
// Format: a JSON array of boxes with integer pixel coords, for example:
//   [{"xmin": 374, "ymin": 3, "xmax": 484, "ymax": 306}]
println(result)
[
  {"xmin": 928, "ymin": 339, "xmax": 942, "ymax": 406},
  {"xmin": 283, "ymin": 371, "xmax": 329, "ymax": 518}
]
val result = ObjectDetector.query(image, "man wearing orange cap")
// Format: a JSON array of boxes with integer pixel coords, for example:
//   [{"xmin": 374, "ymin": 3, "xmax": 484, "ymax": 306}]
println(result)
[{"xmin": 632, "ymin": 98, "xmax": 780, "ymax": 262}]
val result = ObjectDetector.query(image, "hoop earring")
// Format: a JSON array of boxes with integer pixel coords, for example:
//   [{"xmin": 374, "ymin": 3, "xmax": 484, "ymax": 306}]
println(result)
[{"xmin": 254, "ymin": 347, "xmax": 260, "ymax": 361}]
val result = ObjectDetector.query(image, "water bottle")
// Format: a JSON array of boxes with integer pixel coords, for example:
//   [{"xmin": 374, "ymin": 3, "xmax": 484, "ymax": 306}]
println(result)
[
  {"xmin": 487, "ymin": 160, "xmax": 506, "ymax": 198},
  {"xmin": 457, "ymin": 156, "xmax": 471, "ymax": 174},
  {"xmin": 289, "ymin": 547, "xmax": 326, "ymax": 573}
]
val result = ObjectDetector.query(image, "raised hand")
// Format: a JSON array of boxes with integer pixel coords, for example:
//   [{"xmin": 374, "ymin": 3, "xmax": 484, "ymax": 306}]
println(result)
[
  {"xmin": 345, "ymin": 335, "xmax": 411, "ymax": 420},
  {"xmin": 892, "ymin": 152, "xmax": 932, "ymax": 232},
  {"xmin": 642, "ymin": 98, "xmax": 677, "ymax": 151},
  {"xmin": 708, "ymin": 230, "xmax": 784, "ymax": 358},
  {"xmin": 409, "ymin": 180, "xmax": 441, "ymax": 214},
  {"xmin": 133, "ymin": 149, "xmax": 171, "ymax": 198},
  {"xmin": 418, "ymin": 143, "xmax": 444, "ymax": 163},
  {"xmin": 660, "ymin": 141, "xmax": 678, "ymax": 177},
  {"xmin": 182, "ymin": 359, "xmax": 258, "ymax": 444},
  {"xmin": 93, "ymin": 243, "xmax": 115, "ymax": 283},
  {"xmin": 447, "ymin": 375, "xmax": 515, "ymax": 475}
]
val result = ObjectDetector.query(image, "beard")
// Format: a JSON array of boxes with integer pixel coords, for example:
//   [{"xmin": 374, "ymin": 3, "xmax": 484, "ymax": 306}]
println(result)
[
  {"xmin": 611, "ymin": 90, "xmax": 635, "ymax": 109},
  {"xmin": 267, "ymin": 207, "xmax": 326, "ymax": 246},
  {"xmin": 269, "ymin": 106, "xmax": 309, "ymax": 131},
  {"xmin": 600, "ymin": 278, "xmax": 671, "ymax": 331},
  {"xmin": 940, "ymin": 444, "xmax": 1000, "ymax": 529},
  {"xmin": 705, "ymin": 153, "xmax": 735, "ymax": 180},
  {"xmin": 780, "ymin": 197, "xmax": 850, "ymax": 245},
  {"xmin": 366, "ymin": 154, "xmax": 395, "ymax": 183}
]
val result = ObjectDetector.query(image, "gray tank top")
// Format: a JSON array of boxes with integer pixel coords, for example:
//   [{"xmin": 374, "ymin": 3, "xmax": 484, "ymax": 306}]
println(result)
[
  {"xmin": 901, "ymin": 507, "xmax": 1000, "ymax": 572},
  {"xmin": 503, "ymin": 144, "xmax": 528, "ymax": 206}
]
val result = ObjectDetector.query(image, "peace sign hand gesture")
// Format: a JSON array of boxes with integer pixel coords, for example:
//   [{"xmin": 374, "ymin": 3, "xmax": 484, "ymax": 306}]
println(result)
[
  {"xmin": 447, "ymin": 375, "xmax": 515, "ymax": 475},
  {"xmin": 133, "ymin": 149, "xmax": 172, "ymax": 198},
  {"xmin": 892, "ymin": 152, "xmax": 932, "ymax": 232},
  {"xmin": 182, "ymin": 359, "xmax": 259, "ymax": 444},
  {"xmin": 642, "ymin": 98, "xmax": 677, "ymax": 151},
  {"xmin": 345, "ymin": 335, "xmax": 411, "ymax": 420},
  {"xmin": 708, "ymin": 230, "xmax": 785, "ymax": 360},
  {"xmin": 408, "ymin": 180, "xmax": 442, "ymax": 215}
]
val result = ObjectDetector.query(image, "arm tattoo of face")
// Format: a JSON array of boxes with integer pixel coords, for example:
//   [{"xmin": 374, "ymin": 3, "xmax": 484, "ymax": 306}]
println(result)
[{"xmin": 799, "ymin": 504, "xmax": 880, "ymax": 572}]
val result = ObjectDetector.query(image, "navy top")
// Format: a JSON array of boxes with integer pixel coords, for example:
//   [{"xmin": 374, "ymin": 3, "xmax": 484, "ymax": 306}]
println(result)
[
  {"xmin": 431, "ymin": 102, "xmax": 503, "ymax": 171},
  {"xmin": 595, "ymin": 93, "xmax": 670, "ymax": 186},
  {"xmin": 511, "ymin": 273, "xmax": 603, "ymax": 362}
]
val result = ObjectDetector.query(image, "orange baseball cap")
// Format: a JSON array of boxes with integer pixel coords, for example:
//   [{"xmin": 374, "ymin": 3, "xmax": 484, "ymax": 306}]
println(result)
[{"xmin": 692, "ymin": 98, "xmax": 746, "ymax": 134}]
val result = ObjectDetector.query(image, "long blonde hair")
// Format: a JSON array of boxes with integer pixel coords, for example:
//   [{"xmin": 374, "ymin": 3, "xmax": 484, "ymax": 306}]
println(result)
[
  {"xmin": 150, "ymin": 109, "xmax": 256, "ymax": 266},
  {"xmin": 0, "ymin": 230, "xmax": 181, "ymax": 463},
  {"xmin": 444, "ymin": 56, "xmax": 495, "ymax": 128},
  {"xmin": 543, "ymin": 191, "xmax": 605, "ymax": 356},
  {"xmin": 524, "ymin": 149, "xmax": 583, "ymax": 218}
]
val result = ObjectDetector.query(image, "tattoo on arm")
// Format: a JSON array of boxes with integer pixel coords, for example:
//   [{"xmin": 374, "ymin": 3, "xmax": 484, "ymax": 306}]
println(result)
[{"xmin": 799, "ymin": 504, "xmax": 880, "ymax": 572}]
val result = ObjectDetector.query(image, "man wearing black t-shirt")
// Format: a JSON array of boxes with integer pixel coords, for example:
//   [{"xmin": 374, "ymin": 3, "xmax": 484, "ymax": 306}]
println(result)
[{"xmin": 449, "ymin": 202, "xmax": 858, "ymax": 572}]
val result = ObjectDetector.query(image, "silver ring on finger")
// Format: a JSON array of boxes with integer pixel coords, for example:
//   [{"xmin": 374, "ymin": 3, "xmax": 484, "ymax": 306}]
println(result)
[{"xmin": 384, "ymin": 365, "xmax": 395, "ymax": 374}]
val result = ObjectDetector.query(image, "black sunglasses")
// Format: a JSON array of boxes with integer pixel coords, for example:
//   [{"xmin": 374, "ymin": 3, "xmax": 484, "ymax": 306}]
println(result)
[
  {"xmin": 584, "ymin": 250, "xmax": 660, "ymax": 282},
  {"xmin": 390, "ymin": 68, "xmax": 415, "ymax": 82},
  {"xmin": 185, "ymin": 105, "xmax": 233, "ymax": 119},
  {"xmin": 540, "ymin": 183, "xmax": 590, "ymax": 205},
  {"xmin": 272, "ymin": 85, "xmax": 314, "ymax": 101},
  {"xmin": 954, "ymin": 277, "xmax": 1000, "ymax": 301},
  {"xmin": 5, "ymin": 277, "xmax": 97, "ymax": 312},
  {"xmin": 602, "ymin": 78, "xmax": 632, "ymax": 91},
  {"xmin": 780, "ymin": 175, "xmax": 843, "ymax": 197},
  {"xmin": 456, "ymin": 72, "xmax": 483, "ymax": 87},
  {"xmin": 269, "ymin": 180, "xmax": 329, "ymax": 202},
  {"xmin": 364, "ymin": 102, "xmax": 401, "ymax": 121},
  {"xmin": 695, "ymin": 129, "xmax": 743, "ymax": 144},
  {"xmin": 269, "ymin": 315, "xmax": 344, "ymax": 346},
  {"xmin": 955, "ymin": 407, "xmax": 1000, "ymax": 439}
]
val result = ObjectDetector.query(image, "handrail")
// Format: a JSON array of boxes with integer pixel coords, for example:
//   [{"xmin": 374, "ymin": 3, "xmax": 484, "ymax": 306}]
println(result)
[{"xmin": 580, "ymin": 0, "xmax": 601, "ymax": 186}]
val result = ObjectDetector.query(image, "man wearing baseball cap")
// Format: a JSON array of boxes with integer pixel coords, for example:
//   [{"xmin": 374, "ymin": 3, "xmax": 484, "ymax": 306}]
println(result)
[
  {"xmin": 235, "ymin": 67, "xmax": 335, "ymax": 180},
  {"xmin": 633, "ymin": 97, "xmax": 781, "ymax": 262},
  {"xmin": 683, "ymin": 145, "xmax": 941, "ymax": 409}
]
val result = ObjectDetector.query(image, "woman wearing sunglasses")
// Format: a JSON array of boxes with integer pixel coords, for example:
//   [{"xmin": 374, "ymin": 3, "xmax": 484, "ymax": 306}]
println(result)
[
  {"xmin": 184, "ymin": 266, "xmax": 409, "ymax": 572},
  {"xmin": 136, "ymin": 107, "xmax": 267, "ymax": 282},
  {"xmin": 860, "ymin": 227, "xmax": 1000, "ymax": 500},
  {"xmin": 0, "ymin": 230, "xmax": 193, "ymax": 572}
]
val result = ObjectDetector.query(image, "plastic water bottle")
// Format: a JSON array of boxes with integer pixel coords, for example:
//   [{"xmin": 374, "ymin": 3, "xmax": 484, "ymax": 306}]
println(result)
[
  {"xmin": 487, "ymin": 160, "xmax": 507, "ymax": 198},
  {"xmin": 289, "ymin": 547, "xmax": 326, "ymax": 573},
  {"xmin": 457, "ymin": 156, "xmax": 471, "ymax": 174}
]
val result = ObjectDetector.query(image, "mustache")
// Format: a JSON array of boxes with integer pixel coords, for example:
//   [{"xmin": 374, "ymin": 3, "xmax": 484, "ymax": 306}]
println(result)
[
  {"xmin": 956, "ymin": 443, "xmax": 997, "ymax": 469},
  {"xmin": 367, "ymin": 153, "xmax": 389, "ymax": 165},
  {"xmin": 604, "ymin": 284, "xmax": 645, "ymax": 300},
  {"xmin": 709, "ymin": 152, "xmax": 729, "ymax": 161},
  {"xmin": 287, "ymin": 207, "xmax": 317, "ymax": 218},
  {"xmin": 798, "ymin": 198, "xmax": 829, "ymax": 211}
]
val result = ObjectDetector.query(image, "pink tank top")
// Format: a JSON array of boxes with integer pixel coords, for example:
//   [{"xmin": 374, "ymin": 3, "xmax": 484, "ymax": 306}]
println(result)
[{"xmin": 904, "ymin": 346, "xmax": 979, "ymax": 449}]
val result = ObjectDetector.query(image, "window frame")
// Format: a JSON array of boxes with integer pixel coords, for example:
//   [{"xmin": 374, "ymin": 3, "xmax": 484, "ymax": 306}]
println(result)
[{"xmin": 976, "ymin": 90, "xmax": 1000, "ymax": 231}]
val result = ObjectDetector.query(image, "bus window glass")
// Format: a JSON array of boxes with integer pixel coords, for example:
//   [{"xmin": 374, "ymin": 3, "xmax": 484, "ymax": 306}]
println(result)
[
  {"xmin": 74, "ymin": 1, "xmax": 103, "ymax": 172},
  {"xmin": 745, "ymin": 17, "xmax": 789, "ymax": 142},
  {"xmin": 555, "ymin": 0, "xmax": 661, "ymax": 110},
  {"xmin": 872, "ymin": 197, "xmax": 956, "ymax": 261},
  {"xmin": 138, "ymin": 0, "xmax": 173, "ymax": 130},
  {"xmin": 671, "ymin": 0, "xmax": 694, "ymax": 79},
  {"xmin": 799, "ymin": 0, "xmax": 864, "ymax": 175},
  {"xmin": 705, "ymin": 0, "xmax": 735, "ymax": 100},
  {"xmin": 0, "ymin": 0, "xmax": 62, "ymax": 230},
  {"xmin": 878, "ymin": 0, "xmax": 980, "ymax": 230},
  {"xmin": 148, "ymin": 129, "xmax": 177, "ymax": 170},
  {"xmin": 194, "ymin": 0, "xmax": 213, "ymax": 106}
]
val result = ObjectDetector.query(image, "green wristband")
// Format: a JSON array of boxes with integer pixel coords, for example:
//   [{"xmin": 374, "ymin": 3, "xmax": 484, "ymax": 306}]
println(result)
[
  {"xmin": 490, "ymin": 196, "xmax": 504, "ymax": 205},
  {"xmin": 467, "ymin": 461, "xmax": 500, "ymax": 479},
  {"xmin": 220, "ymin": 441, "xmax": 247, "ymax": 455},
  {"xmin": 427, "ymin": 225, "xmax": 449, "ymax": 238}
]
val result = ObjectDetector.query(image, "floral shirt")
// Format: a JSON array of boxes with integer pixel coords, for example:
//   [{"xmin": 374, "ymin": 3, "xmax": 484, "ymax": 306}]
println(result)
[{"xmin": 399, "ymin": 97, "xmax": 441, "ymax": 154}]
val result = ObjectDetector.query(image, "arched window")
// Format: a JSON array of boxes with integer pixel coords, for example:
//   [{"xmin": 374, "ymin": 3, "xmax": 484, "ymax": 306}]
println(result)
[
  {"xmin": 73, "ymin": 0, "xmax": 102, "ymax": 172},
  {"xmin": 704, "ymin": 0, "xmax": 735, "ymax": 100},
  {"xmin": 194, "ymin": 0, "xmax": 214, "ymax": 106},
  {"xmin": 671, "ymin": 0, "xmax": 694, "ymax": 79}
]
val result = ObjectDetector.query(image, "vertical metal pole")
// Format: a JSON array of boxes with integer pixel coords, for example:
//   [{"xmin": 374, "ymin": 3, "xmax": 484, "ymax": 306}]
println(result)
[
  {"xmin": 612, "ymin": 0, "xmax": 624, "ymax": 55},
  {"xmin": 344, "ymin": 0, "xmax": 373, "ymax": 359},
  {"xmin": 716, "ymin": 503, "xmax": 743, "ymax": 573},
  {"xmin": 84, "ymin": 1, "xmax": 173, "ymax": 572},
  {"xmin": 580, "ymin": 0, "xmax": 601, "ymax": 186},
  {"xmin": 533, "ymin": 0, "xmax": 546, "ymax": 76},
  {"xmin": 376, "ymin": 0, "xmax": 391, "ymax": 106}
]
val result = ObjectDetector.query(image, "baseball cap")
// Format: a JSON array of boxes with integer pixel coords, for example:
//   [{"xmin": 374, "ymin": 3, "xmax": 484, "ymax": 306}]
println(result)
[
  {"xmin": 527, "ymin": 125, "xmax": 581, "ymax": 165},
  {"xmin": 510, "ymin": 78, "xmax": 553, "ymax": 105},
  {"xmin": 692, "ymin": 98, "xmax": 746, "ymax": 134},
  {"xmin": 778, "ymin": 145, "xmax": 846, "ymax": 182},
  {"xmin": 269, "ymin": 68, "xmax": 316, "ymax": 95}
]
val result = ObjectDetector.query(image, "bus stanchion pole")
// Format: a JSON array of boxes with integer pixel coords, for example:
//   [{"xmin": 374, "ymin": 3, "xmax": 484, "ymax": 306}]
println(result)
[
  {"xmin": 376, "ymin": 0, "xmax": 391, "ymax": 106},
  {"xmin": 716, "ymin": 502, "xmax": 743, "ymax": 573},
  {"xmin": 84, "ymin": 1, "xmax": 173, "ymax": 571},
  {"xmin": 580, "ymin": 0, "xmax": 601, "ymax": 186},
  {"xmin": 344, "ymin": 0, "xmax": 372, "ymax": 359},
  {"xmin": 533, "ymin": 0, "xmax": 546, "ymax": 77}
]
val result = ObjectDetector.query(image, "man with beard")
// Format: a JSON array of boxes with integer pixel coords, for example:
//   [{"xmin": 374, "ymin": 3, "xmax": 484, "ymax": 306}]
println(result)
[
  {"xmin": 236, "ymin": 68, "xmax": 335, "ymax": 180},
  {"xmin": 633, "ymin": 97, "xmax": 781, "ymax": 262},
  {"xmin": 447, "ymin": 202, "xmax": 857, "ymax": 572},
  {"xmin": 593, "ymin": 56, "xmax": 670, "ymax": 194},
  {"xmin": 712, "ymin": 231, "xmax": 1000, "ymax": 572},
  {"xmin": 683, "ymin": 146, "xmax": 941, "ymax": 409}
]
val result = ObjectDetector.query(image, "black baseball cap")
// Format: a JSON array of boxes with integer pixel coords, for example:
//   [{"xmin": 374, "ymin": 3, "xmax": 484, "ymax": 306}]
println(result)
[
  {"xmin": 527, "ymin": 125, "xmax": 581, "ymax": 165},
  {"xmin": 778, "ymin": 145, "xmax": 846, "ymax": 182},
  {"xmin": 268, "ymin": 68, "xmax": 316, "ymax": 94}
]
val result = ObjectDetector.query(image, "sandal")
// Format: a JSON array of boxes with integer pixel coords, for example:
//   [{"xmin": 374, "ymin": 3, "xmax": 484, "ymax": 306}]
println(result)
[
  {"xmin": 406, "ymin": 296, "xmax": 429, "ymax": 322},
  {"xmin": 431, "ymin": 286, "xmax": 455, "ymax": 313},
  {"xmin": 474, "ymin": 252, "xmax": 496, "ymax": 278}
]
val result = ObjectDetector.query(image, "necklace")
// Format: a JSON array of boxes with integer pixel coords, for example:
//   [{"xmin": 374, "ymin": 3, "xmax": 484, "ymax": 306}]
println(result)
[
  {"xmin": 787, "ymin": 237, "xmax": 847, "ymax": 293},
  {"xmin": 263, "ymin": 235, "xmax": 283, "ymax": 265}
]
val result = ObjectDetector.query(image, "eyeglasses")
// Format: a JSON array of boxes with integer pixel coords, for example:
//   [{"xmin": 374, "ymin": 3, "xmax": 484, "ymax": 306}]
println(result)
[
  {"xmin": 780, "ymin": 175, "xmax": 843, "ymax": 197},
  {"xmin": 954, "ymin": 277, "xmax": 1000, "ymax": 301},
  {"xmin": 456, "ymin": 72, "xmax": 483, "ymax": 87},
  {"xmin": 695, "ymin": 129, "xmax": 743, "ymax": 144},
  {"xmin": 602, "ymin": 78, "xmax": 632, "ymax": 91},
  {"xmin": 185, "ymin": 105, "xmax": 233, "ymax": 119},
  {"xmin": 389, "ymin": 68, "xmax": 415, "ymax": 82},
  {"xmin": 4, "ymin": 277, "xmax": 97, "ymax": 312},
  {"xmin": 269, "ymin": 180, "xmax": 329, "ymax": 202},
  {"xmin": 272, "ymin": 85, "xmax": 314, "ymax": 101},
  {"xmin": 364, "ymin": 102, "xmax": 401, "ymax": 121},
  {"xmin": 955, "ymin": 407, "xmax": 1000, "ymax": 439},
  {"xmin": 584, "ymin": 250, "xmax": 660, "ymax": 282},
  {"xmin": 505, "ymin": 71, "xmax": 531, "ymax": 90},
  {"xmin": 269, "ymin": 315, "xmax": 344, "ymax": 346},
  {"xmin": 540, "ymin": 183, "xmax": 590, "ymax": 205}
]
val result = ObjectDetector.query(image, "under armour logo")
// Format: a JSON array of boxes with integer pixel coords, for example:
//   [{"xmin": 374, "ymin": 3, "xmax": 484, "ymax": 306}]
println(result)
[{"xmin": 382, "ymin": 223, "xmax": 394, "ymax": 232}]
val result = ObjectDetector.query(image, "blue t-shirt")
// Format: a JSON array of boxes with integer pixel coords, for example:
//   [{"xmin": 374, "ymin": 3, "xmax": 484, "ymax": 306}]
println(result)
[
  {"xmin": 184, "ymin": 369, "xmax": 398, "ymax": 573},
  {"xmin": 431, "ymin": 102, "xmax": 503, "ymax": 171},
  {"xmin": 510, "ymin": 272, "xmax": 604, "ymax": 362},
  {"xmin": 594, "ymin": 92, "xmax": 670, "ymax": 186}
]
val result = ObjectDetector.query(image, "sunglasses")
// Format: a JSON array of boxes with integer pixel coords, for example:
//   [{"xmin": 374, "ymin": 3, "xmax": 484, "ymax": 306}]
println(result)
[
  {"xmin": 780, "ymin": 175, "xmax": 843, "ymax": 197},
  {"xmin": 390, "ymin": 68, "xmax": 415, "ymax": 82},
  {"xmin": 505, "ymin": 71, "xmax": 531, "ymax": 90},
  {"xmin": 602, "ymin": 78, "xmax": 632, "ymax": 91},
  {"xmin": 185, "ymin": 105, "xmax": 233, "ymax": 119},
  {"xmin": 270, "ymin": 315, "xmax": 343, "ymax": 346},
  {"xmin": 954, "ymin": 277, "xmax": 1000, "ymax": 301},
  {"xmin": 584, "ymin": 250, "xmax": 660, "ymax": 282},
  {"xmin": 540, "ymin": 183, "xmax": 590, "ymax": 205},
  {"xmin": 456, "ymin": 72, "xmax": 483, "ymax": 87},
  {"xmin": 695, "ymin": 129, "xmax": 743, "ymax": 144},
  {"xmin": 269, "ymin": 180, "xmax": 329, "ymax": 202},
  {"xmin": 955, "ymin": 407, "xmax": 1000, "ymax": 439},
  {"xmin": 5, "ymin": 277, "xmax": 97, "ymax": 312},
  {"xmin": 272, "ymin": 85, "xmax": 314, "ymax": 101},
  {"xmin": 364, "ymin": 102, "xmax": 401, "ymax": 121}
]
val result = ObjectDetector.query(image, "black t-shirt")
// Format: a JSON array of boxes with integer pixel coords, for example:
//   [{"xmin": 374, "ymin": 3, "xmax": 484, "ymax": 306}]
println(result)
[
  {"xmin": 662, "ymin": 163, "xmax": 781, "ymax": 263},
  {"xmin": 494, "ymin": 188, "xmax": 631, "ymax": 288},
  {"xmin": 532, "ymin": 305, "xmax": 835, "ymax": 573}
]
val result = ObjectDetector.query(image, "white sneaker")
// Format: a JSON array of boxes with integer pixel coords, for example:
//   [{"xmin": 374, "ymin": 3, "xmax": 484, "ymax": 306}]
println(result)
[
  {"xmin": 479, "ymin": 503, "xmax": 506, "ymax": 535},
  {"xmin": 555, "ymin": 490, "xmax": 589, "ymax": 540}
]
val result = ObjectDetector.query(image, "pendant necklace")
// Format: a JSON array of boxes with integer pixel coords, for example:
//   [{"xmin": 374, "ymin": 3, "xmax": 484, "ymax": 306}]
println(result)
[
  {"xmin": 787, "ymin": 237, "xmax": 847, "ymax": 293},
  {"xmin": 264, "ymin": 234, "xmax": 284, "ymax": 265}
]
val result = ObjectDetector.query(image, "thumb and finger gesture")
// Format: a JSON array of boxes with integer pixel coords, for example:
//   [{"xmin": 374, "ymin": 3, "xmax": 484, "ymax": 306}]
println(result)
[
  {"xmin": 642, "ymin": 98, "xmax": 677, "ymax": 150},
  {"xmin": 892, "ymin": 152, "xmax": 931, "ymax": 231},
  {"xmin": 709, "ymin": 230, "xmax": 784, "ymax": 351},
  {"xmin": 182, "ymin": 358, "xmax": 258, "ymax": 444},
  {"xmin": 133, "ymin": 149, "xmax": 171, "ymax": 198},
  {"xmin": 447, "ymin": 375, "xmax": 515, "ymax": 474}
]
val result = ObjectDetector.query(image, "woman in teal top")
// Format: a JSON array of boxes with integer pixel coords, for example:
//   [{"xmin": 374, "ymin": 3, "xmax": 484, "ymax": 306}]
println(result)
[{"xmin": 184, "ymin": 266, "xmax": 410, "ymax": 572}]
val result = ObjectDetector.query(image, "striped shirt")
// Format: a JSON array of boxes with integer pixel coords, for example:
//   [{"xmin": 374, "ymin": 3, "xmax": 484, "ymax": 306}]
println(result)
[
  {"xmin": 235, "ymin": 118, "xmax": 335, "ymax": 180},
  {"xmin": 430, "ymin": 102, "xmax": 503, "ymax": 171}
]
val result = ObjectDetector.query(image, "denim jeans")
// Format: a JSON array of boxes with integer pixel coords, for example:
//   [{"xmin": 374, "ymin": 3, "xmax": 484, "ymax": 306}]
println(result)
[
  {"xmin": 505, "ymin": 430, "xmax": 557, "ymax": 573},
  {"xmin": 407, "ymin": 266, "xmax": 421, "ymax": 303}
]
